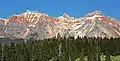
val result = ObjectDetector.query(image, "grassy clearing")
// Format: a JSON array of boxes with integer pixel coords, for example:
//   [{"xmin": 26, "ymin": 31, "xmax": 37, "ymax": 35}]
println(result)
[
  {"xmin": 110, "ymin": 56, "xmax": 120, "ymax": 61},
  {"xmin": 75, "ymin": 55, "xmax": 120, "ymax": 61}
]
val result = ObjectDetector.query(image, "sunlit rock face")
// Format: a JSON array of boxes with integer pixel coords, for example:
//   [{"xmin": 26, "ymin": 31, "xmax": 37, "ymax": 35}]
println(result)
[
  {"xmin": 0, "ymin": 11, "xmax": 59, "ymax": 40},
  {"xmin": 0, "ymin": 10, "xmax": 120, "ymax": 40},
  {"xmin": 57, "ymin": 10, "xmax": 120, "ymax": 38}
]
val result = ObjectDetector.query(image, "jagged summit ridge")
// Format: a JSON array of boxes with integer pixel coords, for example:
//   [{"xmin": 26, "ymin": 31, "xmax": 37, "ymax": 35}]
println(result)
[
  {"xmin": 0, "ymin": 10, "xmax": 120, "ymax": 40},
  {"xmin": 91, "ymin": 10, "xmax": 103, "ymax": 15},
  {"xmin": 63, "ymin": 13, "xmax": 71, "ymax": 18},
  {"xmin": 85, "ymin": 10, "xmax": 104, "ymax": 17}
]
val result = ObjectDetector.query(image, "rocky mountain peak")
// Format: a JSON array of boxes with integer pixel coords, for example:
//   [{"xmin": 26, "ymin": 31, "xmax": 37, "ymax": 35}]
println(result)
[
  {"xmin": 91, "ymin": 10, "xmax": 103, "ymax": 15},
  {"xmin": 0, "ymin": 10, "xmax": 120, "ymax": 40},
  {"xmin": 63, "ymin": 13, "xmax": 71, "ymax": 18},
  {"xmin": 85, "ymin": 10, "xmax": 104, "ymax": 17}
]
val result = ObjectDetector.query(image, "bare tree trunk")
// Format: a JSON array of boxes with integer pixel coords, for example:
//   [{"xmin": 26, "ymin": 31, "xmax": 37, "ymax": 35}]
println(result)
[
  {"xmin": 58, "ymin": 43, "xmax": 62, "ymax": 60},
  {"xmin": 1, "ymin": 44, "xmax": 4, "ymax": 61}
]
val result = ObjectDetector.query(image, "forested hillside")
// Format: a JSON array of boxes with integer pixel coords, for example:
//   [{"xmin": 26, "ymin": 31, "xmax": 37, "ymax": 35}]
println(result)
[{"xmin": 0, "ymin": 36, "xmax": 120, "ymax": 61}]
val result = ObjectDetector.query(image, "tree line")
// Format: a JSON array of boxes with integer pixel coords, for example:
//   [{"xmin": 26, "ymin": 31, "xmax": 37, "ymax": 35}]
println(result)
[{"xmin": 0, "ymin": 36, "xmax": 120, "ymax": 61}]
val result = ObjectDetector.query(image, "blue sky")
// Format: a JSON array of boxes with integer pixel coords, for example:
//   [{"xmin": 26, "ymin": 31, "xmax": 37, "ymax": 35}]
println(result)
[{"xmin": 0, "ymin": 0, "xmax": 119, "ymax": 19}]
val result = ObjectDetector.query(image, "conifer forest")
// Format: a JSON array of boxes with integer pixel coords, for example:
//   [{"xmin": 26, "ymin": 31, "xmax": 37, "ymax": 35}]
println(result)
[{"xmin": 0, "ymin": 36, "xmax": 120, "ymax": 61}]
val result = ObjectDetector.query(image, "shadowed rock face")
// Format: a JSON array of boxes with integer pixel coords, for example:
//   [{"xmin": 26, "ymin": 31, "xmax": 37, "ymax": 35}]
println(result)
[
  {"xmin": 0, "ymin": 10, "xmax": 120, "ymax": 40},
  {"xmin": 0, "ymin": 19, "xmax": 6, "ymax": 37}
]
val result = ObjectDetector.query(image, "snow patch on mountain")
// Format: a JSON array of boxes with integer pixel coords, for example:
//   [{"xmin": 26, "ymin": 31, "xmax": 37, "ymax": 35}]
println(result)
[{"xmin": 0, "ymin": 10, "xmax": 119, "ymax": 40}]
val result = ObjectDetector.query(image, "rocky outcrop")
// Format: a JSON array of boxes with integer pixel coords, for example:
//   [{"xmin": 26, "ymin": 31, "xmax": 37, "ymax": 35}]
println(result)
[{"xmin": 0, "ymin": 10, "xmax": 120, "ymax": 40}]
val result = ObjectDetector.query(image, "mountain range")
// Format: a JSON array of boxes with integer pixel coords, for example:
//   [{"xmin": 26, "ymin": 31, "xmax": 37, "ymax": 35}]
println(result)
[{"xmin": 0, "ymin": 10, "xmax": 120, "ymax": 40}]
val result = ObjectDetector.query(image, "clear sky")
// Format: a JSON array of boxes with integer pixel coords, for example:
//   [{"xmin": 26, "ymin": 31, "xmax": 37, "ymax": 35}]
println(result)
[{"xmin": 0, "ymin": 0, "xmax": 119, "ymax": 20}]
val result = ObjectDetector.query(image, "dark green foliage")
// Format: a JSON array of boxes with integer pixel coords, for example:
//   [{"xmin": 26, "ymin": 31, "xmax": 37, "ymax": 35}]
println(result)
[{"xmin": 0, "ymin": 37, "xmax": 119, "ymax": 61}]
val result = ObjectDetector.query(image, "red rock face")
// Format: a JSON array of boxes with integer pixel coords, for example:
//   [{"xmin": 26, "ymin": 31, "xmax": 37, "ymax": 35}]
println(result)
[
  {"xmin": 0, "ymin": 10, "xmax": 119, "ymax": 40},
  {"xmin": 1, "ymin": 11, "xmax": 59, "ymax": 39}
]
